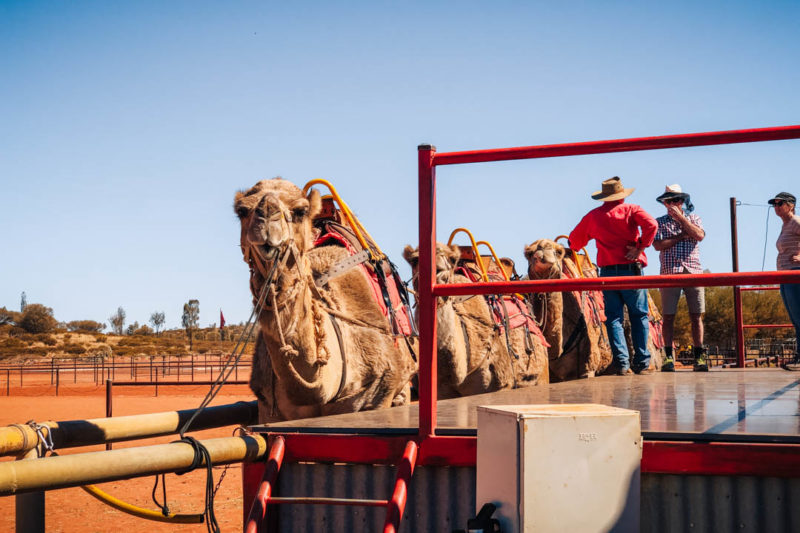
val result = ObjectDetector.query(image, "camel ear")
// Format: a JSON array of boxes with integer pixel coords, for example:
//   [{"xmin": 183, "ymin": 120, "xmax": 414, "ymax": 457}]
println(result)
[
  {"xmin": 554, "ymin": 242, "xmax": 566, "ymax": 260},
  {"xmin": 524, "ymin": 241, "xmax": 540, "ymax": 261},
  {"xmin": 446, "ymin": 244, "xmax": 461, "ymax": 264},
  {"xmin": 234, "ymin": 191, "xmax": 249, "ymax": 219},
  {"xmin": 402, "ymin": 245, "xmax": 419, "ymax": 267},
  {"xmin": 307, "ymin": 188, "xmax": 322, "ymax": 219}
]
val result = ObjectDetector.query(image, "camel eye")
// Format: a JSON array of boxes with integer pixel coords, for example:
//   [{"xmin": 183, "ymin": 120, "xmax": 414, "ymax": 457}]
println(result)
[
  {"xmin": 292, "ymin": 207, "xmax": 309, "ymax": 219},
  {"xmin": 236, "ymin": 205, "xmax": 250, "ymax": 219}
]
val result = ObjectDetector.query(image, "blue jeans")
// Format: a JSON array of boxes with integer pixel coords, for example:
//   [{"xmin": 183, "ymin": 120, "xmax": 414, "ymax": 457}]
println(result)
[
  {"xmin": 600, "ymin": 266, "xmax": 651, "ymax": 371},
  {"xmin": 780, "ymin": 267, "xmax": 800, "ymax": 359}
]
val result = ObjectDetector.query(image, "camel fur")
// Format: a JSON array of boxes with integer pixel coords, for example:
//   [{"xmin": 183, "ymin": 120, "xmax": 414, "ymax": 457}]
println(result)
[
  {"xmin": 235, "ymin": 178, "xmax": 416, "ymax": 422},
  {"xmin": 404, "ymin": 243, "xmax": 548, "ymax": 399}
]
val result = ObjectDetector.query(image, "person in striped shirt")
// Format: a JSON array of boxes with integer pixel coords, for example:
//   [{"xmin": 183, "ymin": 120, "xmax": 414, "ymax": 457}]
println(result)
[
  {"xmin": 653, "ymin": 184, "xmax": 707, "ymax": 372},
  {"xmin": 769, "ymin": 192, "xmax": 800, "ymax": 371}
]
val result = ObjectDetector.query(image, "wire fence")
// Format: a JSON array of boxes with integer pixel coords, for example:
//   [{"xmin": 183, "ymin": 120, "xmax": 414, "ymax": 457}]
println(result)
[{"xmin": 0, "ymin": 353, "xmax": 253, "ymax": 396}]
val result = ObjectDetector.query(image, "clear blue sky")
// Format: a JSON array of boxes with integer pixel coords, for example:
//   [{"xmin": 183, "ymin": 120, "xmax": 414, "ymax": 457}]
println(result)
[{"xmin": 2, "ymin": 1, "xmax": 799, "ymax": 330}]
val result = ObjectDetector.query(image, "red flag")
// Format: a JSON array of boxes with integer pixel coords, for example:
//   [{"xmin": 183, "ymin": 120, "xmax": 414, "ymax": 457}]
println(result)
[{"xmin": 219, "ymin": 310, "xmax": 226, "ymax": 329}]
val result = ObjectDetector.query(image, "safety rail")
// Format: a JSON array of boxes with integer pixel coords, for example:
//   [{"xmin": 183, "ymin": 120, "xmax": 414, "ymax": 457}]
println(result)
[{"xmin": 417, "ymin": 124, "xmax": 800, "ymax": 437}]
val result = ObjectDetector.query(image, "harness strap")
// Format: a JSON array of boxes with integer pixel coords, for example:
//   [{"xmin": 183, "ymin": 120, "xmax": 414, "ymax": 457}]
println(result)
[
  {"xmin": 328, "ymin": 314, "xmax": 348, "ymax": 402},
  {"xmin": 314, "ymin": 250, "xmax": 370, "ymax": 287}
]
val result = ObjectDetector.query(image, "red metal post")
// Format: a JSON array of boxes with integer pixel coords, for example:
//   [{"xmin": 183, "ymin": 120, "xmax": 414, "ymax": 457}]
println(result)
[
  {"xmin": 245, "ymin": 436, "xmax": 286, "ymax": 533},
  {"xmin": 418, "ymin": 144, "xmax": 438, "ymax": 438},
  {"xmin": 383, "ymin": 440, "xmax": 418, "ymax": 533},
  {"xmin": 731, "ymin": 197, "xmax": 746, "ymax": 368}
]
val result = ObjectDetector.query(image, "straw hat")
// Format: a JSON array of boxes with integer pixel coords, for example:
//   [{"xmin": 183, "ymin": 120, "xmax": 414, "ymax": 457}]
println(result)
[
  {"xmin": 591, "ymin": 176, "xmax": 634, "ymax": 202},
  {"xmin": 656, "ymin": 184, "xmax": 690, "ymax": 204}
]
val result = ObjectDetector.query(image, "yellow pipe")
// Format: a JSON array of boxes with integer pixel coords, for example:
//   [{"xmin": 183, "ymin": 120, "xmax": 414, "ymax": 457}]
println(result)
[
  {"xmin": 475, "ymin": 241, "xmax": 526, "ymax": 300},
  {"xmin": 302, "ymin": 179, "xmax": 384, "ymax": 258},
  {"xmin": 446, "ymin": 228, "xmax": 488, "ymax": 282},
  {"xmin": 555, "ymin": 234, "xmax": 595, "ymax": 278},
  {"xmin": 0, "ymin": 434, "xmax": 268, "ymax": 496},
  {"xmin": 81, "ymin": 484, "xmax": 203, "ymax": 524}
]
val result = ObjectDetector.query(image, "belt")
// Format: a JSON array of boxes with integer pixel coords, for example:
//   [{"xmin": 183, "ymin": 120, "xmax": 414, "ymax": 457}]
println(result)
[{"xmin": 601, "ymin": 263, "xmax": 642, "ymax": 273}]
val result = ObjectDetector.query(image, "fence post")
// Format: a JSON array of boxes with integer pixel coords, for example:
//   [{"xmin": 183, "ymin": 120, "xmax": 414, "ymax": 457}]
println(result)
[
  {"xmin": 191, "ymin": 354, "xmax": 194, "ymax": 382},
  {"xmin": 55, "ymin": 368, "xmax": 59, "ymax": 396},
  {"xmin": 730, "ymin": 197, "xmax": 746, "ymax": 368},
  {"xmin": 15, "ymin": 449, "xmax": 45, "ymax": 533},
  {"xmin": 154, "ymin": 369, "xmax": 159, "ymax": 397},
  {"xmin": 106, "ymin": 379, "xmax": 113, "ymax": 450},
  {"xmin": 50, "ymin": 359, "xmax": 54, "ymax": 385},
  {"xmin": 6, "ymin": 369, "xmax": 9, "ymax": 396}
]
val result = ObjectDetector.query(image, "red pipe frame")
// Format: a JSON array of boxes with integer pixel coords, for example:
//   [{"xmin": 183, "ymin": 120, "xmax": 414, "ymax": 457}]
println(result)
[{"xmin": 418, "ymin": 125, "xmax": 800, "ymax": 438}]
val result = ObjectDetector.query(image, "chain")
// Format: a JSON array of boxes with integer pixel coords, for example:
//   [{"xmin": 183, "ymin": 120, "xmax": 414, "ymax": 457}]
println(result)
[{"xmin": 27, "ymin": 420, "xmax": 55, "ymax": 457}]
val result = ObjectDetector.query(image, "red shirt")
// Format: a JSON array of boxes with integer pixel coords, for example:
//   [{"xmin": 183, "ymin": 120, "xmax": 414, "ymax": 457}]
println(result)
[{"xmin": 569, "ymin": 200, "xmax": 658, "ymax": 267}]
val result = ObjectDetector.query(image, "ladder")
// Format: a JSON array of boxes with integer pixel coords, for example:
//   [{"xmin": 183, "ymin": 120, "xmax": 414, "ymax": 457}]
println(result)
[{"xmin": 245, "ymin": 436, "xmax": 418, "ymax": 533}]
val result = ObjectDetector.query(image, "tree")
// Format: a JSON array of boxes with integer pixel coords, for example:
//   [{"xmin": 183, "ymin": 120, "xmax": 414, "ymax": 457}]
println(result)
[
  {"xmin": 0, "ymin": 307, "xmax": 19, "ymax": 326},
  {"xmin": 109, "ymin": 307, "xmax": 126, "ymax": 335},
  {"xmin": 125, "ymin": 321, "xmax": 140, "ymax": 336},
  {"xmin": 134, "ymin": 324, "xmax": 153, "ymax": 336},
  {"xmin": 20, "ymin": 292, "xmax": 27, "ymax": 312},
  {"xmin": 19, "ymin": 304, "xmax": 57, "ymax": 334},
  {"xmin": 182, "ymin": 299, "xmax": 200, "ymax": 351},
  {"xmin": 150, "ymin": 311, "xmax": 165, "ymax": 336}
]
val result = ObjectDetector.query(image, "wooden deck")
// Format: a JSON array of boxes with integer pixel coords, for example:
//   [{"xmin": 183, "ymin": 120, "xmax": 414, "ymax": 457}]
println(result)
[{"xmin": 254, "ymin": 369, "xmax": 800, "ymax": 442}]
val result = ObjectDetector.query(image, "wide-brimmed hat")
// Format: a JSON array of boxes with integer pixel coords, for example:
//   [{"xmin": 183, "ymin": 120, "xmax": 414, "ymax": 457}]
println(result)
[
  {"xmin": 591, "ymin": 176, "xmax": 634, "ymax": 202},
  {"xmin": 768, "ymin": 192, "xmax": 796, "ymax": 205},
  {"xmin": 656, "ymin": 184, "xmax": 690, "ymax": 204}
]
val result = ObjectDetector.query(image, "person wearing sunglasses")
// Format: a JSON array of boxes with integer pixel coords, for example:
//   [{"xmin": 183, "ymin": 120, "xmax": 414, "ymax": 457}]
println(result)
[
  {"xmin": 653, "ymin": 184, "xmax": 707, "ymax": 371},
  {"xmin": 769, "ymin": 192, "xmax": 800, "ymax": 371},
  {"xmin": 569, "ymin": 176, "xmax": 658, "ymax": 376}
]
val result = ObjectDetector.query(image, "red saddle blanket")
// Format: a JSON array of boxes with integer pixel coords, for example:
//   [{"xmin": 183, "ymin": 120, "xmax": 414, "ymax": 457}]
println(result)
[{"xmin": 313, "ymin": 220, "xmax": 414, "ymax": 337}]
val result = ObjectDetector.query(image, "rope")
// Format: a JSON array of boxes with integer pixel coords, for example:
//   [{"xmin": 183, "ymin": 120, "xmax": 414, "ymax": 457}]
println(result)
[
  {"xmin": 174, "ymin": 436, "xmax": 219, "ymax": 533},
  {"xmin": 762, "ymin": 206, "xmax": 771, "ymax": 271}
]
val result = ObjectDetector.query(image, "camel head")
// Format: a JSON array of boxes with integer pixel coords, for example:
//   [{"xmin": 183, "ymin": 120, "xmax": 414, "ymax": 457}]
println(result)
[
  {"xmin": 234, "ymin": 178, "xmax": 322, "ymax": 270},
  {"xmin": 524, "ymin": 239, "xmax": 565, "ymax": 279},
  {"xmin": 403, "ymin": 243, "xmax": 461, "ymax": 288}
]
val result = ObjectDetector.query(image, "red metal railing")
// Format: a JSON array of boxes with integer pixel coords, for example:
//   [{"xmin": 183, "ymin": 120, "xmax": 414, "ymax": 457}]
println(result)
[{"xmin": 417, "ymin": 125, "xmax": 800, "ymax": 438}]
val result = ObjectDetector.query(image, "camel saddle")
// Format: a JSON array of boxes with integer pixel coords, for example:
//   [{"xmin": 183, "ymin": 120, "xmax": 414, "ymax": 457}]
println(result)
[{"xmin": 312, "ymin": 200, "xmax": 415, "ymax": 337}]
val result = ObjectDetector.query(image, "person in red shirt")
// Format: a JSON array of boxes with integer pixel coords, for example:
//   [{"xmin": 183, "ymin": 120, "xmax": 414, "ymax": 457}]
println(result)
[{"xmin": 569, "ymin": 177, "xmax": 658, "ymax": 375}]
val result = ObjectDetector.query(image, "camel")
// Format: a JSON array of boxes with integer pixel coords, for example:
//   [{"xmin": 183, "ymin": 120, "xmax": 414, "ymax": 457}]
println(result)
[
  {"xmin": 524, "ymin": 239, "xmax": 664, "ymax": 380},
  {"xmin": 404, "ymin": 243, "xmax": 549, "ymax": 399},
  {"xmin": 235, "ymin": 178, "xmax": 416, "ymax": 422},
  {"xmin": 525, "ymin": 239, "xmax": 613, "ymax": 381}
]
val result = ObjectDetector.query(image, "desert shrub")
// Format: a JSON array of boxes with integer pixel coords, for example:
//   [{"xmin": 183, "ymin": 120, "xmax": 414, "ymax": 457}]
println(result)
[
  {"xmin": 95, "ymin": 334, "xmax": 108, "ymax": 343},
  {"xmin": 35, "ymin": 334, "xmax": 57, "ymax": 346},
  {"xmin": 62, "ymin": 343, "xmax": 87, "ymax": 355},
  {"xmin": 25, "ymin": 347, "xmax": 51, "ymax": 357},
  {"xmin": 63, "ymin": 333, "xmax": 72, "ymax": 342},
  {"xmin": 19, "ymin": 304, "xmax": 58, "ymax": 334},
  {"xmin": 18, "ymin": 334, "xmax": 36, "ymax": 344},
  {"xmin": 67, "ymin": 320, "xmax": 106, "ymax": 333},
  {"xmin": 133, "ymin": 324, "xmax": 153, "ymax": 336},
  {"xmin": 2, "ymin": 338, "xmax": 26, "ymax": 349}
]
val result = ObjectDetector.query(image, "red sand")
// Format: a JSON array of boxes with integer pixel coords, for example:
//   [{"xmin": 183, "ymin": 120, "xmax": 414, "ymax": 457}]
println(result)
[{"xmin": 0, "ymin": 378, "xmax": 256, "ymax": 532}]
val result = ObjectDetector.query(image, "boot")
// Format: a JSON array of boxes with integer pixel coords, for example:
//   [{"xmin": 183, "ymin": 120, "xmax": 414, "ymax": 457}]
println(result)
[
  {"xmin": 661, "ymin": 346, "xmax": 675, "ymax": 372},
  {"xmin": 693, "ymin": 345, "xmax": 709, "ymax": 372}
]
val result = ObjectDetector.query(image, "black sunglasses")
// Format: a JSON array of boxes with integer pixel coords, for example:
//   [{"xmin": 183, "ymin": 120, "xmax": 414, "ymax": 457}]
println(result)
[
  {"xmin": 773, "ymin": 200, "xmax": 785, "ymax": 207},
  {"xmin": 664, "ymin": 198, "xmax": 683, "ymax": 205}
]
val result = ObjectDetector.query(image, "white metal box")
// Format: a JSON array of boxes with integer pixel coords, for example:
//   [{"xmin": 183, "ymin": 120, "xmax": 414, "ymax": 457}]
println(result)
[{"xmin": 476, "ymin": 404, "xmax": 642, "ymax": 532}]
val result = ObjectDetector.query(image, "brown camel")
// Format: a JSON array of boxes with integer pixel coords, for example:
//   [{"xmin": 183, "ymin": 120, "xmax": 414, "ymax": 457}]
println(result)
[
  {"xmin": 404, "ymin": 243, "xmax": 548, "ymax": 399},
  {"xmin": 524, "ymin": 238, "xmax": 664, "ymax": 380},
  {"xmin": 525, "ymin": 239, "xmax": 613, "ymax": 381},
  {"xmin": 235, "ymin": 178, "xmax": 416, "ymax": 422}
]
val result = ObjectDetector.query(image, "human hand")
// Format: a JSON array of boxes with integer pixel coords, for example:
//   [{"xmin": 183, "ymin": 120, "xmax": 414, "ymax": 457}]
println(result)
[
  {"xmin": 625, "ymin": 245, "xmax": 641, "ymax": 261},
  {"xmin": 668, "ymin": 205, "xmax": 685, "ymax": 220}
]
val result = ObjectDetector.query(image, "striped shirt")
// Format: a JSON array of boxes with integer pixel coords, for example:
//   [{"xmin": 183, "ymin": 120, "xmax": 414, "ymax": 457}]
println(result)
[
  {"xmin": 655, "ymin": 213, "xmax": 704, "ymax": 274},
  {"xmin": 776, "ymin": 214, "xmax": 800, "ymax": 271}
]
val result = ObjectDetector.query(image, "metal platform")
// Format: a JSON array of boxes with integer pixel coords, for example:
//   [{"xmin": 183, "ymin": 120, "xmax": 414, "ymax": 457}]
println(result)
[{"xmin": 254, "ymin": 369, "xmax": 800, "ymax": 443}]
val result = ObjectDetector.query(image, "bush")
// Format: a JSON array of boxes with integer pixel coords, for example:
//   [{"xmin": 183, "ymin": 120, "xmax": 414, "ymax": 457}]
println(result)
[
  {"xmin": 95, "ymin": 334, "xmax": 108, "ymax": 343},
  {"xmin": 19, "ymin": 304, "xmax": 57, "ymax": 334},
  {"xmin": 67, "ymin": 320, "xmax": 106, "ymax": 333},
  {"xmin": 35, "ymin": 334, "xmax": 57, "ymax": 346},
  {"xmin": 62, "ymin": 343, "xmax": 86, "ymax": 355}
]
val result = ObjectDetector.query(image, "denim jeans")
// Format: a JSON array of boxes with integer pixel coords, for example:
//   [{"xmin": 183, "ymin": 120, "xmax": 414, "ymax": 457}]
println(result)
[
  {"xmin": 779, "ymin": 267, "xmax": 800, "ymax": 358},
  {"xmin": 600, "ymin": 266, "xmax": 651, "ymax": 371}
]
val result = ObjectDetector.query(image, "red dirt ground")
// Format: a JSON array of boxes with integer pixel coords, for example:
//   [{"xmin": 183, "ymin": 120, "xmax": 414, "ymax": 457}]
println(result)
[{"xmin": 0, "ymin": 375, "xmax": 256, "ymax": 533}]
